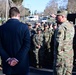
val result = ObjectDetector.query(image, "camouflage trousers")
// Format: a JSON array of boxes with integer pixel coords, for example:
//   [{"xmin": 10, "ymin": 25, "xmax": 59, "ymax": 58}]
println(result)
[
  {"xmin": 33, "ymin": 46, "xmax": 44, "ymax": 67},
  {"xmin": 33, "ymin": 48, "xmax": 39, "ymax": 64},
  {"xmin": 53, "ymin": 56, "xmax": 73, "ymax": 75}
]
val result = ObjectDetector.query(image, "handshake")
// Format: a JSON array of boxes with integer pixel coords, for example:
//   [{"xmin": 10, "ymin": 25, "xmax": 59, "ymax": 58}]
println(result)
[{"xmin": 6, "ymin": 58, "xmax": 19, "ymax": 67}]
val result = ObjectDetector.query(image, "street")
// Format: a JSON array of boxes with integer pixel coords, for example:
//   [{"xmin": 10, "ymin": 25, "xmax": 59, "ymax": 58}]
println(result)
[
  {"xmin": 0, "ymin": 67, "xmax": 76, "ymax": 75},
  {"xmin": 0, "ymin": 67, "xmax": 53, "ymax": 75}
]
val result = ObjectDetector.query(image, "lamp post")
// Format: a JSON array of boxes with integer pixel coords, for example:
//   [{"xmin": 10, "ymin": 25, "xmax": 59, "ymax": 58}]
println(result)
[{"xmin": 6, "ymin": 0, "xmax": 8, "ymax": 21}]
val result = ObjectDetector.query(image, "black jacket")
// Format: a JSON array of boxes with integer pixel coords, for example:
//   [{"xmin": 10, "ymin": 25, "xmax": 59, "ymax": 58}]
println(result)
[{"xmin": 0, "ymin": 19, "xmax": 30, "ymax": 74}]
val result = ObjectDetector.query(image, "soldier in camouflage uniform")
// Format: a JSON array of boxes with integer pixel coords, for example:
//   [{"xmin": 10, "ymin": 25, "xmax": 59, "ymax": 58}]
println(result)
[
  {"xmin": 49, "ymin": 22, "xmax": 57, "ymax": 69},
  {"xmin": 33, "ymin": 22, "xmax": 39, "ymax": 33},
  {"xmin": 27, "ymin": 22, "xmax": 36, "ymax": 36},
  {"xmin": 26, "ymin": 22, "xmax": 36, "ymax": 67},
  {"xmin": 48, "ymin": 22, "xmax": 53, "ymax": 32},
  {"xmin": 42, "ymin": 24, "xmax": 53, "ymax": 68},
  {"xmin": 43, "ymin": 24, "xmax": 52, "ymax": 50},
  {"xmin": 54, "ymin": 10, "xmax": 75, "ymax": 75},
  {"xmin": 33, "ymin": 28, "xmax": 44, "ymax": 68}
]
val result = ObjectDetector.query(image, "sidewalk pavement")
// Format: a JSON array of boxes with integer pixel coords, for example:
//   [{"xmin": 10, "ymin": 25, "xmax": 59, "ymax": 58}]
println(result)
[{"xmin": 0, "ymin": 67, "xmax": 76, "ymax": 75}]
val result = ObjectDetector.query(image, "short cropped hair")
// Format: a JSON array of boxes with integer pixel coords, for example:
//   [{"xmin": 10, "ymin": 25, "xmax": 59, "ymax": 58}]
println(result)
[{"xmin": 9, "ymin": 7, "xmax": 20, "ymax": 18}]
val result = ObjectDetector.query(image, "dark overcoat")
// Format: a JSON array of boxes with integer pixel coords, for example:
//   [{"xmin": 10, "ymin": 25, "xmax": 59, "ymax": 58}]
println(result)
[{"xmin": 0, "ymin": 19, "xmax": 30, "ymax": 75}]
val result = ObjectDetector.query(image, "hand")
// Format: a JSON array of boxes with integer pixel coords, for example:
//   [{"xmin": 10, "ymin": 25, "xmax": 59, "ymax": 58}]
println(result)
[
  {"xmin": 48, "ymin": 48, "xmax": 51, "ymax": 52},
  {"xmin": 37, "ymin": 45, "xmax": 41, "ymax": 49},
  {"xmin": 10, "ymin": 59, "xmax": 18, "ymax": 66},
  {"xmin": 7, "ymin": 58, "xmax": 18, "ymax": 66},
  {"xmin": 38, "ymin": 45, "xmax": 41, "ymax": 49},
  {"xmin": 7, "ymin": 58, "xmax": 12, "ymax": 65}
]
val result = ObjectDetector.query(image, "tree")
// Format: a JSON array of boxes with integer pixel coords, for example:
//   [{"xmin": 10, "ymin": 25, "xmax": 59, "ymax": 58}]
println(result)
[
  {"xmin": 11, "ymin": 0, "xmax": 30, "ymax": 16},
  {"xmin": 0, "ymin": 0, "xmax": 30, "ymax": 23},
  {"xmin": 57, "ymin": 0, "xmax": 68, "ymax": 10},
  {"xmin": 44, "ymin": 0, "xmax": 58, "ymax": 16},
  {"xmin": 12, "ymin": 0, "xmax": 23, "ymax": 5},
  {"xmin": 67, "ymin": 0, "xmax": 76, "ymax": 13},
  {"xmin": 0, "ymin": 0, "xmax": 6, "ymax": 23}
]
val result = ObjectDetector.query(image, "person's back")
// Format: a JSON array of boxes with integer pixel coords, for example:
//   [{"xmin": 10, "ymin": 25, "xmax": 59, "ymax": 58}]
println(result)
[
  {"xmin": 1, "ymin": 19, "xmax": 27, "ymax": 55},
  {"xmin": 0, "ymin": 7, "xmax": 30, "ymax": 75}
]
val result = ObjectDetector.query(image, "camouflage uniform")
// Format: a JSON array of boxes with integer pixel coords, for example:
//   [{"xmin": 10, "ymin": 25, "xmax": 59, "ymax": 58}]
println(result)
[
  {"xmin": 27, "ymin": 22, "xmax": 36, "ymax": 67},
  {"xmin": 43, "ymin": 24, "xmax": 52, "ymax": 50},
  {"xmin": 33, "ymin": 28, "xmax": 44, "ymax": 67},
  {"xmin": 54, "ymin": 20, "xmax": 75, "ymax": 75},
  {"xmin": 43, "ymin": 24, "xmax": 53, "ymax": 68}
]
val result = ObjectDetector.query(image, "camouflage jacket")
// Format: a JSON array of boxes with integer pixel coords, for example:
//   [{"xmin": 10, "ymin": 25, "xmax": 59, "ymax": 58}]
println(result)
[
  {"xmin": 55, "ymin": 20, "xmax": 75, "ymax": 58},
  {"xmin": 33, "ymin": 33, "xmax": 43, "ymax": 48},
  {"xmin": 43, "ymin": 29, "xmax": 53, "ymax": 49}
]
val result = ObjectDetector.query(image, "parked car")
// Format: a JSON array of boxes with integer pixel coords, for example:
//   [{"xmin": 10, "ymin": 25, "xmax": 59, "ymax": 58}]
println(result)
[
  {"xmin": 26, "ymin": 15, "xmax": 39, "ymax": 21},
  {"xmin": 39, "ymin": 17, "xmax": 48, "ymax": 23}
]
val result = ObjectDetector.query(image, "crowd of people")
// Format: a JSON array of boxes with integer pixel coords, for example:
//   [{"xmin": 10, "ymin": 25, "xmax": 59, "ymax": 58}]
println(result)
[
  {"xmin": 0, "ymin": 7, "xmax": 75, "ymax": 75},
  {"xmin": 27, "ymin": 20, "xmax": 57, "ymax": 69},
  {"xmin": 27, "ymin": 10, "xmax": 75, "ymax": 75}
]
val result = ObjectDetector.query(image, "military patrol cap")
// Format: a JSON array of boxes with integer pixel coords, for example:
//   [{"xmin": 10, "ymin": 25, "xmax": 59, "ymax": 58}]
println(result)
[
  {"xmin": 35, "ymin": 22, "xmax": 39, "ymax": 25},
  {"xmin": 44, "ymin": 24, "xmax": 48, "ymax": 27},
  {"xmin": 37, "ymin": 28, "xmax": 41, "ymax": 31},
  {"xmin": 27, "ymin": 22, "xmax": 32, "ymax": 26},
  {"xmin": 52, "ymin": 22, "xmax": 57, "ymax": 26},
  {"xmin": 57, "ymin": 10, "xmax": 68, "ymax": 17}
]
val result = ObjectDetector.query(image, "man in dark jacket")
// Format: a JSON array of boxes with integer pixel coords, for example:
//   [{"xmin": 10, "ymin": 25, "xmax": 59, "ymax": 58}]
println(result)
[{"xmin": 0, "ymin": 7, "xmax": 30, "ymax": 75}]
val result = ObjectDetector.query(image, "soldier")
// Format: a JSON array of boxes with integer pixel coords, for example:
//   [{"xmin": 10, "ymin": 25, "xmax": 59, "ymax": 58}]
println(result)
[
  {"xmin": 33, "ymin": 22, "xmax": 39, "ymax": 33},
  {"xmin": 49, "ymin": 22, "xmax": 57, "ymax": 69},
  {"xmin": 52, "ymin": 22, "xmax": 57, "ymax": 32},
  {"xmin": 27, "ymin": 22, "xmax": 36, "ymax": 36},
  {"xmin": 53, "ymin": 10, "xmax": 75, "ymax": 75},
  {"xmin": 48, "ymin": 22, "xmax": 53, "ymax": 31},
  {"xmin": 43, "ymin": 24, "xmax": 51, "ymax": 50},
  {"xmin": 42, "ymin": 24, "xmax": 53, "ymax": 68},
  {"xmin": 41, "ymin": 22, "xmax": 45, "ymax": 31},
  {"xmin": 33, "ymin": 28, "xmax": 44, "ymax": 68},
  {"xmin": 26, "ymin": 22, "xmax": 36, "ymax": 67}
]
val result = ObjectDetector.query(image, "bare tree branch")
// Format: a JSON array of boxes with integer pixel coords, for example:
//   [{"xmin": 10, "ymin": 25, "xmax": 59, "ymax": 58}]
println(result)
[
  {"xmin": 44, "ymin": 0, "xmax": 58, "ymax": 16},
  {"xmin": 67, "ymin": 0, "xmax": 76, "ymax": 13}
]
